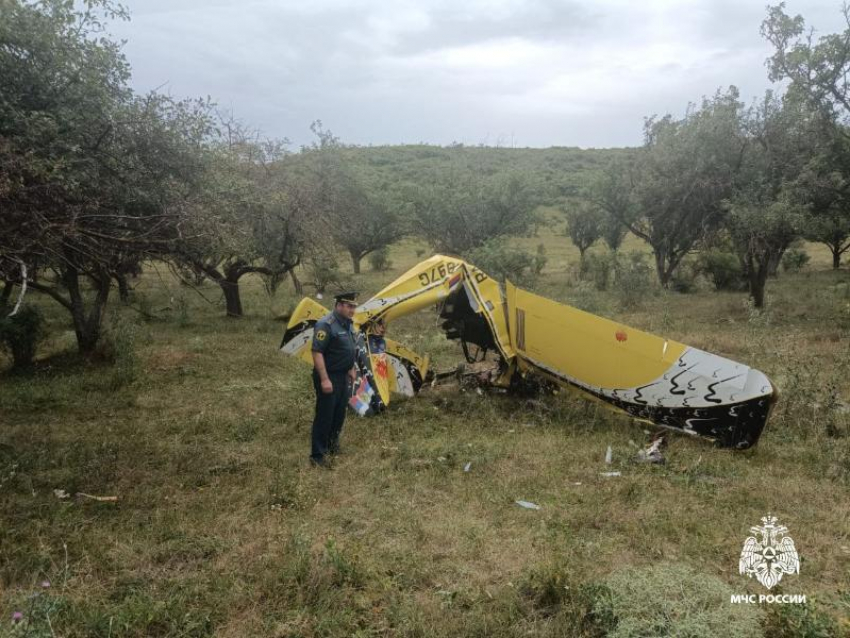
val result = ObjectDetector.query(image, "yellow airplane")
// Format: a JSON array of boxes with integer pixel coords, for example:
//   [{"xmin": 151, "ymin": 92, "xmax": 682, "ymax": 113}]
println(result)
[{"xmin": 281, "ymin": 255, "xmax": 776, "ymax": 449}]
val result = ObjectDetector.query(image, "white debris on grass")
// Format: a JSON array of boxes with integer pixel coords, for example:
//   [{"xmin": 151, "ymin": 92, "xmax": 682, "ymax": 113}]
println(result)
[{"xmin": 515, "ymin": 500, "xmax": 541, "ymax": 510}]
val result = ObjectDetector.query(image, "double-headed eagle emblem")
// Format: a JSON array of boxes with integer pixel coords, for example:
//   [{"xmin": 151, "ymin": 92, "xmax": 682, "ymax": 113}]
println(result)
[{"xmin": 739, "ymin": 515, "xmax": 800, "ymax": 589}]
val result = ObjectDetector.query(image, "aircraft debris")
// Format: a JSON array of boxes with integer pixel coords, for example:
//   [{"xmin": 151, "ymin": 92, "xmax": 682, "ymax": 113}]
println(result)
[
  {"xmin": 281, "ymin": 255, "xmax": 777, "ymax": 449},
  {"xmin": 76, "ymin": 492, "xmax": 118, "ymax": 502},
  {"xmin": 635, "ymin": 434, "xmax": 667, "ymax": 464},
  {"xmin": 53, "ymin": 489, "xmax": 118, "ymax": 502},
  {"xmin": 515, "ymin": 500, "xmax": 541, "ymax": 510}
]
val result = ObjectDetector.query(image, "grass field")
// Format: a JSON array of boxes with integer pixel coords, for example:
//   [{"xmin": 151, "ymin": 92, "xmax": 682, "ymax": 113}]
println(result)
[{"xmin": 1, "ymin": 225, "xmax": 849, "ymax": 637}]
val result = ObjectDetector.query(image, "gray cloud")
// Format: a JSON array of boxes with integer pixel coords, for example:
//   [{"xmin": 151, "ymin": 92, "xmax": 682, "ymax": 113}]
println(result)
[{"xmin": 110, "ymin": 1, "xmax": 850, "ymax": 148}]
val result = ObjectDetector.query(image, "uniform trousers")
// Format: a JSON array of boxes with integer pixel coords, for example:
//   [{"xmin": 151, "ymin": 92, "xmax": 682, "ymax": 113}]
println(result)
[{"xmin": 311, "ymin": 369, "xmax": 349, "ymax": 461}]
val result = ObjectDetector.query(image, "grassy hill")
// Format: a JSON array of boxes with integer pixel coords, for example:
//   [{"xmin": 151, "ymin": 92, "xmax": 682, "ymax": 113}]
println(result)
[{"xmin": 341, "ymin": 144, "xmax": 634, "ymax": 204}]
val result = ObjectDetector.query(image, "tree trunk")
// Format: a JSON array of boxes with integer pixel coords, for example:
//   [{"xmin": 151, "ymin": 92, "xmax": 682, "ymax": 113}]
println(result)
[
  {"xmin": 653, "ymin": 251, "xmax": 672, "ymax": 288},
  {"xmin": 64, "ymin": 264, "xmax": 111, "ymax": 355},
  {"xmin": 747, "ymin": 254, "xmax": 769, "ymax": 309},
  {"xmin": 351, "ymin": 252, "xmax": 361, "ymax": 274},
  {"xmin": 767, "ymin": 250, "xmax": 783, "ymax": 278},
  {"xmin": 290, "ymin": 269, "xmax": 303, "ymax": 296},
  {"xmin": 0, "ymin": 281, "xmax": 14, "ymax": 313},
  {"xmin": 751, "ymin": 276, "xmax": 766, "ymax": 309},
  {"xmin": 220, "ymin": 279, "xmax": 243, "ymax": 317},
  {"xmin": 833, "ymin": 247, "xmax": 841, "ymax": 269},
  {"xmin": 116, "ymin": 274, "xmax": 130, "ymax": 303},
  {"xmin": 578, "ymin": 247, "xmax": 588, "ymax": 278}
]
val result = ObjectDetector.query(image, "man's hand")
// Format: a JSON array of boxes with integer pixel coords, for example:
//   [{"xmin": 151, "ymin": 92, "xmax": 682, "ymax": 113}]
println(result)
[
  {"xmin": 321, "ymin": 378, "xmax": 333, "ymax": 394},
  {"xmin": 348, "ymin": 368, "xmax": 357, "ymax": 384}
]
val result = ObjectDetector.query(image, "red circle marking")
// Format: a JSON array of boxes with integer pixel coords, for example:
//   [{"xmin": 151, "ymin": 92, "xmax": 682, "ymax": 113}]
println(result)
[{"xmin": 615, "ymin": 330, "xmax": 628, "ymax": 342}]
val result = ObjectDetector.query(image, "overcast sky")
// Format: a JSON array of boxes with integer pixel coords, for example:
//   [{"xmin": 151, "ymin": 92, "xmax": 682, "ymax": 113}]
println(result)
[{"xmin": 111, "ymin": 1, "xmax": 848, "ymax": 149}]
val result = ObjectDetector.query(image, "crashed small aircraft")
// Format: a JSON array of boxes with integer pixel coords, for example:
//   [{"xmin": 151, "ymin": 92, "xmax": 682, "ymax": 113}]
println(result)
[{"xmin": 281, "ymin": 255, "xmax": 776, "ymax": 449}]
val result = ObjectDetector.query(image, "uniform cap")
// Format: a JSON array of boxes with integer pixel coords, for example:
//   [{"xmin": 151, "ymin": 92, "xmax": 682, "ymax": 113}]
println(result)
[{"xmin": 333, "ymin": 291, "xmax": 359, "ymax": 304}]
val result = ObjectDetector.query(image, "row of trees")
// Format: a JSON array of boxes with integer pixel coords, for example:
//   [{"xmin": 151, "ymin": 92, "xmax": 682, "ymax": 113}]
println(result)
[
  {"xmin": 0, "ymin": 1, "xmax": 541, "ymax": 356},
  {"xmin": 566, "ymin": 4, "xmax": 850, "ymax": 307},
  {"xmin": 6, "ymin": 0, "xmax": 849, "ymax": 362}
]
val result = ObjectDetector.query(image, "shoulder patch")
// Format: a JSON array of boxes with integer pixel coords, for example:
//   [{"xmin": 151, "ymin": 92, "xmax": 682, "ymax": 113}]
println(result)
[{"xmin": 315, "ymin": 329, "xmax": 328, "ymax": 341}]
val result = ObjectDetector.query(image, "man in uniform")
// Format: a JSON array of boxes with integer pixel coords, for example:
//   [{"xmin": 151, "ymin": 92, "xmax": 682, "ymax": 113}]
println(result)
[{"xmin": 310, "ymin": 291, "xmax": 359, "ymax": 467}]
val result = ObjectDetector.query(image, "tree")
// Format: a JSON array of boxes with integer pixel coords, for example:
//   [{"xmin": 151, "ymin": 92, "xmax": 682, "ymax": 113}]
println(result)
[
  {"xmin": 408, "ymin": 169, "xmax": 538, "ymax": 255},
  {"xmin": 727, "ymin": 200, "xmax": 805, "ymax": 308},
  {"xmin": 792, "ymin": 141, "xmax": 850, "ymax": 268},
  {"xmin": 589, "ymin": 160, "xmax": 636, "ymax": 253},
  {"xmin": 600, "ymin": 216, "xmax": 628, "ymax": 253},
  {"xmin": 763, "ymin": 3, "xmax": 850, "ymax": 129},
  {"xmin": 621, "ymin": 89, "xmax": 746, "ymax": 287},
  {"xmin": 0, "ymin": 1, "xmax": 213, "ymax": 352},
  {"xmin": 180, "ymin": 129, "xmax": 314, "ymax": 317},
  {"xmin": 727, "ymin": 92, "xmax": 813, "ymax": 308},
  {"xmin": 763, "ymin": 3, "xmax": 850, "ymax": 269},
  {"xmin": 807, "ymin": 203, "xmax": 850, "ymax": 269},
  {"xmin": 564, "ymin": 202, "xmax": 601, "ymax": 270},
  {"xmin": 302, "ymin": 122, "xmax": 405, "ymax": 274}
]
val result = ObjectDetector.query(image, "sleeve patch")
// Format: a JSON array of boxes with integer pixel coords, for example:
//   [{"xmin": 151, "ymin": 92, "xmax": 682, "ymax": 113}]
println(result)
[{"xmin": 316, "ymin": 329, "xmax": 328, "ymax": 341}]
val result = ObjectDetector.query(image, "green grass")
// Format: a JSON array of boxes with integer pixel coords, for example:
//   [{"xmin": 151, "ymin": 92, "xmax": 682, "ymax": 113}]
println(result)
[{"xmin": 1, "ymin": 233, "xmax": 849, "ymax": 637}]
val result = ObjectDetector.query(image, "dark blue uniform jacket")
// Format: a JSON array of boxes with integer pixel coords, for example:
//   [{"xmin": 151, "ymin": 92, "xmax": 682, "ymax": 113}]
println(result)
[{"xmin": 311, "ymin": 311, "xmax": 356, "ymax": 373}]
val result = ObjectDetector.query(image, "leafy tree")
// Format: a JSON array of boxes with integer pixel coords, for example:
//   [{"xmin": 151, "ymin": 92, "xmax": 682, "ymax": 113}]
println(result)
[
  {"xmin": 588, "ymin": 160, "xmax": 636, "ymax": 252},
  {"xmin": 408, "ymin": 169, "xmax": 538, "ymax": 255},
  {"xmin": 763, "ymin": 3, "xmax": 850, "ymax": 268},
  {"xmin": 622, "ymin": 89, "xmax": 746, "ymax": 287},
  {"xmin": 466, "ymin": 239, "xmax": 538, "ymax": 285},
  {"xmin": 793, "ymin": 143, "xmax": 850, "ymax": 268},
  {"xmin": 302, "ymin": 122, "xmax": 405, "ymax": 274},
  {"xmin": 727, "ymin": 93, "xmax": 813, "ymax": 308},
  {"xmin": 564, "ymin": 202, "xmax": 601, "ymax": 270},
  {"xmin": 727, "ymin": 200, "xmax": 805, "ymax": 308},
  {"xmin": 180, "ymin": 128, "xmax": 313, "ymax": 317},
  {"xmin": 600, "ymin": 215, "xmax": 628, "ymax": 253},
  {"xmin": 763, "ymin": 3, "xmax": 850, "ymax": 129},
  {"xmin": 0, "ymin": 0, "xmax": 213, "ymax": 352}
]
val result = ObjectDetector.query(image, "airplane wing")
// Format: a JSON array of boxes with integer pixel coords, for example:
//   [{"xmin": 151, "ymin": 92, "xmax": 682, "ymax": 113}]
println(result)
[{"xmin": 505, "ymin": 282, "xmax": 775, "ymax": 448}]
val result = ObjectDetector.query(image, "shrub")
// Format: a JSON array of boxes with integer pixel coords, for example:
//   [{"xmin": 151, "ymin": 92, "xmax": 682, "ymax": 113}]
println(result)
[
  {"xmin": 584, "ymin": 252, "xmax": 613, "ymax": 291},
  {"xmin": 0, "ymin": 305, "xmax": 45, "ymax": 370},
  {"xmin": 532, "ymin": 243, "xmax": 548, "ymax": 275},
  {"xmin": 594, "ymin": 563, "xmax": 765, "ymax": 638},
  {"xmin": 466, "ymin": 239, "xmax": 537, "ymax": 285},
  {"xmin": 762, "ymin": 599, "xmax": 842, "ymax": 638},
  {"xmin": 100, "ymin": 313, "xmax": 139, "ymax": 389},
  {"xmin": 782, "ymin": 247, "xmax": 811, "ymax": 273},
  {"xmin": 698, "ymin": 250, "xmax": 747, "ymax": 291},
  {"xmin": 670, "ymin": 256, "xmax": 700, "ymax": 294},
  {"xmin": 368, "ymin": 247, "xmax": 392, "ymax": 271},
  {"xmin": 308, "ymin": 254, "xmax": 346, "ymax": 294},
  {"xmin": 613, "ymin": 251, "xmax": 656, "ymax": 309}
]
